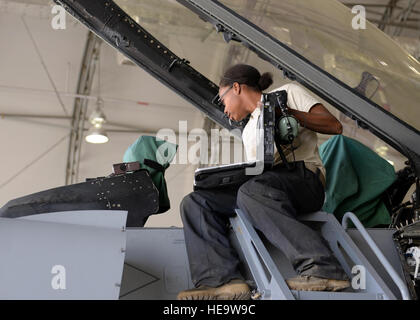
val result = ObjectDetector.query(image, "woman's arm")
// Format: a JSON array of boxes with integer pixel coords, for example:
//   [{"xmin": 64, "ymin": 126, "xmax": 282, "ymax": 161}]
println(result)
[{"xmin": 288, "ymin": 103, "xmax": 343, "ymax": 135}]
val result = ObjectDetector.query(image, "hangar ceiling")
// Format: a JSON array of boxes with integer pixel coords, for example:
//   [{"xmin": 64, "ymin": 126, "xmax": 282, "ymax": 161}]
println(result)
[{"xmin": 1, "ymin": 0, "xmax": 420, "ymax": 38}]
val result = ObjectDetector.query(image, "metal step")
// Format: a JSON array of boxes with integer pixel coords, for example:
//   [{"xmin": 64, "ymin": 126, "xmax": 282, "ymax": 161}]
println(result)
[{"xmin": 230, "ymin": 209, "xmax": 411, "ymax": 300}]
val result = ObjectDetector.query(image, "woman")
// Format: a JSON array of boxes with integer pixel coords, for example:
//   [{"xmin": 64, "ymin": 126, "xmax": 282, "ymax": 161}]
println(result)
[{"xmin": 178, "ymin": 64, "xmax": 349, "ymax": 300}]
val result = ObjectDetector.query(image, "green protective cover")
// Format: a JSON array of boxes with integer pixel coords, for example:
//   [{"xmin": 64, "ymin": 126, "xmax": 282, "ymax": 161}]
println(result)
[
  {"xmin": 319, "ymin": 135, "xmax": 396, "ymax": 227},
  {"xmin": 123, "ymin": 135, "xmax": 178, "ymax": 214}
]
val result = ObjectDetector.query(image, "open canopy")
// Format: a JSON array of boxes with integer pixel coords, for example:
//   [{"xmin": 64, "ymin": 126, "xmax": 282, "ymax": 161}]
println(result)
[{"xmin": 55, "ymin": 0, "xmax": 420, "ymax": 173}]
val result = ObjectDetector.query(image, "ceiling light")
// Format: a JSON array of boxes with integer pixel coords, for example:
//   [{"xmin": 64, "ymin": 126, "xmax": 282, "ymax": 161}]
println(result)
[
  {"xmin": 86, "ymin": 98, "xmax": 109, "ymax": 144},
  {"xmin": 85, "ymin": 124, "xmax": 109, "ymax": 144}
]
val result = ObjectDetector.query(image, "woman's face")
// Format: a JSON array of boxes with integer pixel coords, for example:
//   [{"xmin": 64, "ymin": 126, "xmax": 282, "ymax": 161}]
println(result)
[{"xmin": 219, "ymin": 83, "xmax": 249, "ymax": 122}]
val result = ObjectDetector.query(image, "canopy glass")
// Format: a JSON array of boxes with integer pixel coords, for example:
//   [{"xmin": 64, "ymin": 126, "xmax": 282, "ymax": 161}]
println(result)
[{"xmin": 115, "ymin": 0, "xmax": 420, "ymax": 169}]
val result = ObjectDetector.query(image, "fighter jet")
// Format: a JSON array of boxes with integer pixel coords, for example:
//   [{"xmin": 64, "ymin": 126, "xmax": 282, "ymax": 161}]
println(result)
[{"xmin": 1, "ymin": 0, "xmax": 419, "ymax": 300}]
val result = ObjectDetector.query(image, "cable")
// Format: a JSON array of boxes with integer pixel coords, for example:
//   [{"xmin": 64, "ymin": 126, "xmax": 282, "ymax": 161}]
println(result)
[
  {"xmin": 0, "ymin": 84, "xmax": 192, "ymax": 110},
  {"xmin": 0, "ymin": 133, "xmax": 70, "ymax": 190},
  {"xmin": 21, "ymin": 16, "xmax": 69, "ymax": 116},
  {"xmin": 97, "ymin": 45, "xmax": 102, "ymax": 99}
]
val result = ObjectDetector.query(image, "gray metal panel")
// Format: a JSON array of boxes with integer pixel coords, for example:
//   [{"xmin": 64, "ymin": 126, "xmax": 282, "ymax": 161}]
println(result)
[
  {"xmin": 122, "ymin": 227, "xmax": 296, "ymax": 300},
  {"xmin": 19, "ymin": 210, "xmax": 127, "ymax": 229},
  {"xmin": 0, "ymin": 211, "xmax": 127, "ymax": 299},
  {"xmin": 121, "ymin": 228, "xmax": 193, "ymax": 300},
  {"xmin": 120, "ymin": 222, "xmax": 408, "ymax": 300},
  {"xmin": 347, "ymin": 228, "xmax": 406, "ymax": 300}
]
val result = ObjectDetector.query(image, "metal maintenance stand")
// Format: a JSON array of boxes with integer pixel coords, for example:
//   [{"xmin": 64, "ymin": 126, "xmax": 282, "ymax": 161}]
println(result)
[{"xmin": 230, "ymin": 209, "xmax": 411, "ymax": 300}]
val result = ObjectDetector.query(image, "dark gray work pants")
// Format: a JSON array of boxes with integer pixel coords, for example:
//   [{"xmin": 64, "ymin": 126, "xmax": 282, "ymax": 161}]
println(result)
[{"xmin": 180, "ymin": 162, "xmax": 348, "ymax": 287}]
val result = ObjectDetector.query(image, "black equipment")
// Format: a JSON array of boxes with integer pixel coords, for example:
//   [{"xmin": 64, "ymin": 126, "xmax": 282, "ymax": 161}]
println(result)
[{"xmin": 0, "ymin": 163, "xmax": 160, "ymax": 227}]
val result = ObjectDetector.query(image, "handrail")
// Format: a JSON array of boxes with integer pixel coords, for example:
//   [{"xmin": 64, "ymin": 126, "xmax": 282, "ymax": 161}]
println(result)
[{"xmin": 342, "ymin": 212, "xmax": 411, "ymax": 300}]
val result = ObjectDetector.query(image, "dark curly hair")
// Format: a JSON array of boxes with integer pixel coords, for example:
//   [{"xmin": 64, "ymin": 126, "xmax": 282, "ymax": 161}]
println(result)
[{"xmin": 219, "ymin": 64, "xmax": 273, "ymax": 92}]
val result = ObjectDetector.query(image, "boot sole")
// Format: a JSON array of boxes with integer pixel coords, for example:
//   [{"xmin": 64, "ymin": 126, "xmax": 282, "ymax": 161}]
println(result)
[
  {"xmin": 178, "ymin": 284, "xmax": 251, "ymax": 300},
  {"xmin": 327, "ymin": 284, "xmax": 351, "ymax": 292},
  {"xmin": 216, "ymin": 291, "xmax": 252, "ymax": 300},
  {"xmin": 288, "ymin": 284, "xmax": 351, "ymax": 292},
  {"xmin": 179, "ymin": 295, "xmax": 214, "ymax": 300},
  {"xmin": 179, "ymin": 292, "xmax": 251, "ymax": 300},
  {"xmin": 288, "ymin": 285, "xmax": 327, "ymax": 291}
]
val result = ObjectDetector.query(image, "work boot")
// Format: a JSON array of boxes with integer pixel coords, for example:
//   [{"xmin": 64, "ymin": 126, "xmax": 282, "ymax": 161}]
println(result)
[
  {"xmin": 286, "ymin": 275, "xmax": 350, "ymax": 292},
  {"xmin": 325, "ymin": 278, "xmax": 351, "ymax": 292},
  {"xmin": 177, "ymin": 279, "xmax": 251, "ymax": 300}
]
